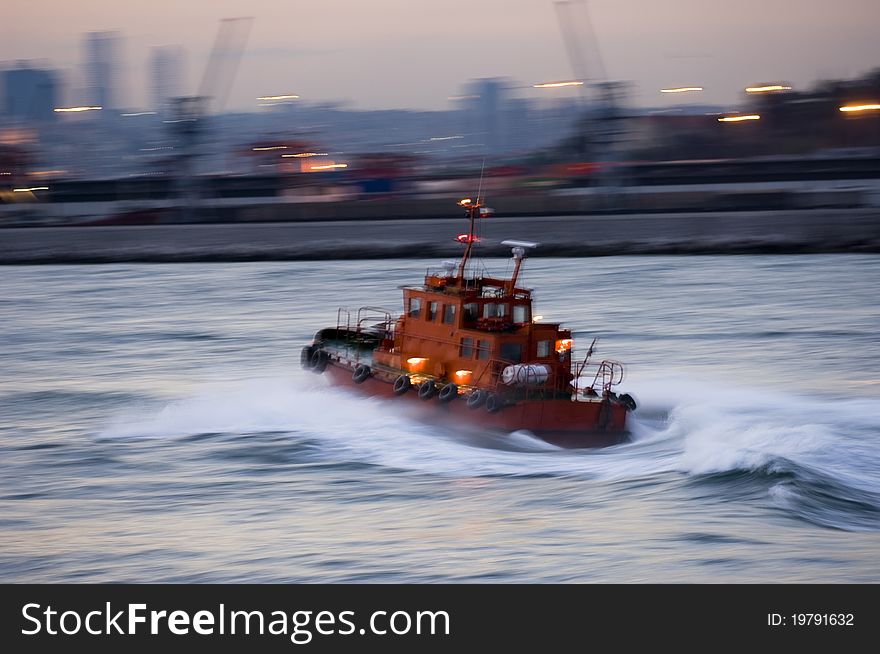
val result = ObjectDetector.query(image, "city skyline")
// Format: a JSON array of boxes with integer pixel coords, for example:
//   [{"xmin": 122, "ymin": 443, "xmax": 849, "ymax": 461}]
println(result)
[{"xmin": 2, "ymin": 0, "xmax": 879, "ymax": 112}]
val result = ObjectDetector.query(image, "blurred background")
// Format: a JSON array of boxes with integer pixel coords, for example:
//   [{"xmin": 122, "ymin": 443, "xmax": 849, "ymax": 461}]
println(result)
[
  {"xmin": 3, "ymin": 1, "xmax": 880, "ymax": 584},
  {"xmin": 1, "ymin": 0, "xmax": 879, "ymax": 233}
]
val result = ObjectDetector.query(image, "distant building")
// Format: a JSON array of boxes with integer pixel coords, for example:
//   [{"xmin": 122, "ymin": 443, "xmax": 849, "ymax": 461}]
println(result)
[
  {"xmin": 150, "ymin": 46, "xmax": 185, "ymax": 113},
  {"xmin": 458, "ymin": 78, "xmax": 512, "ymax": 156},
  {"xmin": 1, "ymin": 62, "xmax": 58, "ymax": 122},
  {"xmin": 84, "ymin": 31, "xmax": 120, "ymax": 109}
]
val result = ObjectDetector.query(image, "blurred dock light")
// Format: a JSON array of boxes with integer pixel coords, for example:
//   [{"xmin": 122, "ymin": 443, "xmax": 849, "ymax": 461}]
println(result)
[
  {"xmin": 839, "ymin": 103, "xmax": 880, "ymax": 113},
  {"xmin": 533, "ymin": 80, "xmax": 584, "ymax": 89},
  {"xmin": 13, "ymin": 186, "xmax": 49, "ymax": 192},
  {"xmin": 257, "ymin": 94, "xmax": 299, "ymax": 101},
  {"xmin": 121, "ymin": 111, "xmax": 157, "ymax": 117},
  {"xmin": 745, "ymin": 85, "xmax": 791, "ymax": 93},
  {"xmin": 718, "ymin": 114, "xmax": 761, "ymax": 122},
  {"xmin": 252, "ymin": 146, "xmax": 288, "ymax": 151},
  {"xmin": 310, "ymin": 163, "xmax": 348, "ymax": 170},
  {"xmin": 281, "ymin": 152, "xmax": 328, "ymax": 158},
  {"xmin": 660, "ymin": 87, "xmax": 703, "ymax": 93},
  {"xmin": 53, "ymin": 106, "xmax": 102, "ymax": 113}
]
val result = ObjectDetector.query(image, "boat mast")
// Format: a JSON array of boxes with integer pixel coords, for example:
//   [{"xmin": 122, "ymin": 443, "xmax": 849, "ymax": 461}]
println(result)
[
  {"xmin": 456, "ymin": 199, "xmax": 479, "ymax": 282},
  {"xmin": 502, "ymin": 240, "xmax": 539, "ymax": 294},
  {"xmin": 505, "ymin": 247, "xmax": 525, "ymax": 295}
]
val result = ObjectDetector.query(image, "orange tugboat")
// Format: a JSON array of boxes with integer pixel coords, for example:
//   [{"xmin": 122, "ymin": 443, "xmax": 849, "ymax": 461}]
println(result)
[{"xmin": 301, "ymin": 198, "xmax": 637, "ymax": 447}]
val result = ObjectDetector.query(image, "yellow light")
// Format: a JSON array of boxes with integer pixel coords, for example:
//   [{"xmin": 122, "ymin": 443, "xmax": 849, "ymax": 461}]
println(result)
[
  {"xmin": 718, "ymin": 114, "xmax": 761, "ymax": 122},
  {"xmin": 252, "ymin": 146, "xmax": 288, "ymax": 151},
  {"xmin": 407, "ymin": 357, "xmax": 428, "ymax": 373},
  {"xmin": 556, "ymin": 338, "xmax": 573, "ymax": 352},
  {"xmin": 13, "ymin": 186, "xmax": 48, "ymax": 192},
  {"xmin": 257, "ymin": 94, "xmax": 299, "ymax": 101},
  {"xmin": 532, "ymin": 315, "xmax": 543, "ymax": 323},
  {"xmin": 281, "ymin": 152, "xmax": 328, "ymax": 158},
  {"xmin": 53, "ymin": 106, "xmax": 102, "ymax": 113},
  {"xmin": 745, "ymin": 85, "xmax": 791, "ymax": 93},
  {"xmin": 454, "ymin": 370, "xmax": 473, "ymax": 385},
  {"xmin": 660, "ymin": 87, "xmax": 703, "ymax": 93},
  {"xmin": 533, "ymin": 80, "xmax": 584, "ymax": 89},
  {"xmin": 458, "ymin": 198, "xmax": 472, "ymax": 206},
  {"xmin": 839, "ymin": 104, "xmax": 880, "ymax": 113},
  {"xmin": 310, "ymin": 163, "xmax": 347, "ymax": 171}
]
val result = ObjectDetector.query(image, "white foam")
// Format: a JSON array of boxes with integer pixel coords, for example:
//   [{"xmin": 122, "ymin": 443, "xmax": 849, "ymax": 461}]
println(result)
[{"xmin": 97, "ymin": 374, "xmax": 880, "ymax": 487}]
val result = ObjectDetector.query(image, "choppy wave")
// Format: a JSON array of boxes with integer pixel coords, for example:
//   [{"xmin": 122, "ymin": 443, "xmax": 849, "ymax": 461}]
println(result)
[{"xmin": 96, "ymin": 375, "xmax": 880, "ymax": 531}]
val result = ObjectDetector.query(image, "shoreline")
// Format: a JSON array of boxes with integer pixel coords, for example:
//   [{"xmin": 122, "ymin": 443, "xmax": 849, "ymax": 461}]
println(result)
[{"xmin": 2, "ymin": 209, "xmax": 878, "ymax": 264}]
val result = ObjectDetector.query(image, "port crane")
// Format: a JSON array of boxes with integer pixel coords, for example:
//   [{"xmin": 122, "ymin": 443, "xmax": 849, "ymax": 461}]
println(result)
[
  {"xmin": 552, "ymin": 0, "xmax": 628, "ymax": 206},
  {"xmin": 169, "ymin": 17, "xmax": 253, "ymax": 219}
]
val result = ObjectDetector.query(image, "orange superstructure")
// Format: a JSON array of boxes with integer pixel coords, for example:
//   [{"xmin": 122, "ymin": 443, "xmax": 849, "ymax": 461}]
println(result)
[{"xmin": 301, "ymin": 199, "xmax": 636, "ymax": 447}]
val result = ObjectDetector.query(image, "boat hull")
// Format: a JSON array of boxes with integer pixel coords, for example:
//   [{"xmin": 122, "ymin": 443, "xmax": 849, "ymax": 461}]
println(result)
[{"xmin": 320, "ymin": 360, "xmax": 630, "ymax": 448}]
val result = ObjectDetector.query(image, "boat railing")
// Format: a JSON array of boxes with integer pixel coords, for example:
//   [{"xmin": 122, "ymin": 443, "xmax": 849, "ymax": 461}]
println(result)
[
  {"xmin": 335, "ymin": 307, "xmax": 394, "ymax": 337},
  {"xmin": 573, "ymin": 359, "xmax": 625, "ymax": 394},
  {"xmin": 327, "ymin": 306, "xmax": 396, "ymax": 367},
  {"xmin": 336, "ymin": 307, "xmax": 352, "ymax": 332},
  {"xmin": 470, "ymin": 357, "xmax": 506, "ymax": 390},
  {"xmin": 356, "ymin": 306, "xmax": 393, "ymax": 338}
]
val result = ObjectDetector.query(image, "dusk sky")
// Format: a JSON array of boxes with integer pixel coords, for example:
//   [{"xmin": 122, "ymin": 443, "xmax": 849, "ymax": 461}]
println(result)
[{"xmin": 3, "ymin": 0, "xmax": 879, "ymax": 111}]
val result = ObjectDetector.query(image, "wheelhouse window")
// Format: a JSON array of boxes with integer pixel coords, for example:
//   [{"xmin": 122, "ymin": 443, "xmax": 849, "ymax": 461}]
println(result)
[
  {"xmin": 408, "ymin": 297, "xmax": 422, "ymax": 318},
  {"xmin": 427, "ymin": 301, "xmax": 438, "ymax": 321},
  {"xmin": 463, "ymin": 303, "xmax": 479, "ymax": 322},
  {"xmin": 483, "ymin": 303, "xmax": 508, "ymax": 318},
  {"xmin": 500, "ymin": 342, "xmax": 523, "ymax": 363},
  {"xmin": 459, "ymin": 337, "xmax": 474, "ymax": 358},
  {"xmin": 537, "ymin": 340, "xmax": 551, "ymax": 357},
  {"xmin": 512, "ymin": 304, "xmax": 529, "ymax": 324},
  {"xmin": 477, "ymin": 339, "xmax": 491, "ymax": 360},
  {"xmin": 443, "ymin": 304, "xmax": 457, "ymax": 324}
]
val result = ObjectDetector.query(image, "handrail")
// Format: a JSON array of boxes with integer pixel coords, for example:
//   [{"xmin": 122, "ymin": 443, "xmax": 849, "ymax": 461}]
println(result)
[
  {"xmin": 588, "ymin": 360, "xmax": 625, "ymax": 392},
  {"xmin": 470, "ymin": 357, "xmax": 509, "ymax": 390},
  {"xmin": 336, "ymin": 307, "xmax": 351, "ymax": 332},
  {"xmin": 356, "ymin": 306, "xmax": 393, "ymax": 339}
]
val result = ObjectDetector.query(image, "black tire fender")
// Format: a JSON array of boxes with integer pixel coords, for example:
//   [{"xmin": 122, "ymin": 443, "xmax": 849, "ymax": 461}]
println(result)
[
  {"xmin": 352, "ymin": 364, "xmax": 371, "ymax": 384},
  {"xmin": 393, "ymin": 375, "xmax": 412, "ymax": 395},
  {"xmin": 485, "ymin": 393, "xmax": 504, "ymax": 413},
  {"xmin": 310, "ymin": 349, "xmax": 329, "ymax": 373},
  {"xmin": 466, "ymin": 390, "xmax": 486, "ymax": 409},
  {"xmin": 300, "ymin": 346, "xmax": 315, "ymax": 370},
  {"xmin": 438, "ymin": 383, "xmax": 458, "ymax": 403},
  {"xmin": 618, "ymin": 393, "xmax": 637, "ymax": 412},
  {"xmin": 418, "ymin": 380, "xmax": 438, "ymax": 400}
]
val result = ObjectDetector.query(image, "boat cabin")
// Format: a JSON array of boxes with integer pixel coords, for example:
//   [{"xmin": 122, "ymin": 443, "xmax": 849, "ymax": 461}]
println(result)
[{"xmin": 371, "ymin": 200, "xmax": 573, "ymax": 393}]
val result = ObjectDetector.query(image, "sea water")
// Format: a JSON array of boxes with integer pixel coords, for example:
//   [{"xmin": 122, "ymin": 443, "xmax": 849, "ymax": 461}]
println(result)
[{"xmin": 1, "ymin": 256, "xmax": 878, "ymax": 582}]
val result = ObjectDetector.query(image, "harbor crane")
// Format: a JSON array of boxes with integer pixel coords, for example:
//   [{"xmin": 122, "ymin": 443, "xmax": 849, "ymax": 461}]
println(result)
[
  {"xmin": 552, "ymin": 0, "xmax": 628, "ymax": 206},
  {"xmin": 169, "ymin": 17, "xmax": 253, "ymax": 218}
]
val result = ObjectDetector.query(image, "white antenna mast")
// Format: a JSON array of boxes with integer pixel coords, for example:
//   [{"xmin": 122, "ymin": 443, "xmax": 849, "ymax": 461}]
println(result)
[{"xmin": 476, "ymin": 157, "xmax": 486, "ymax": 204}]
